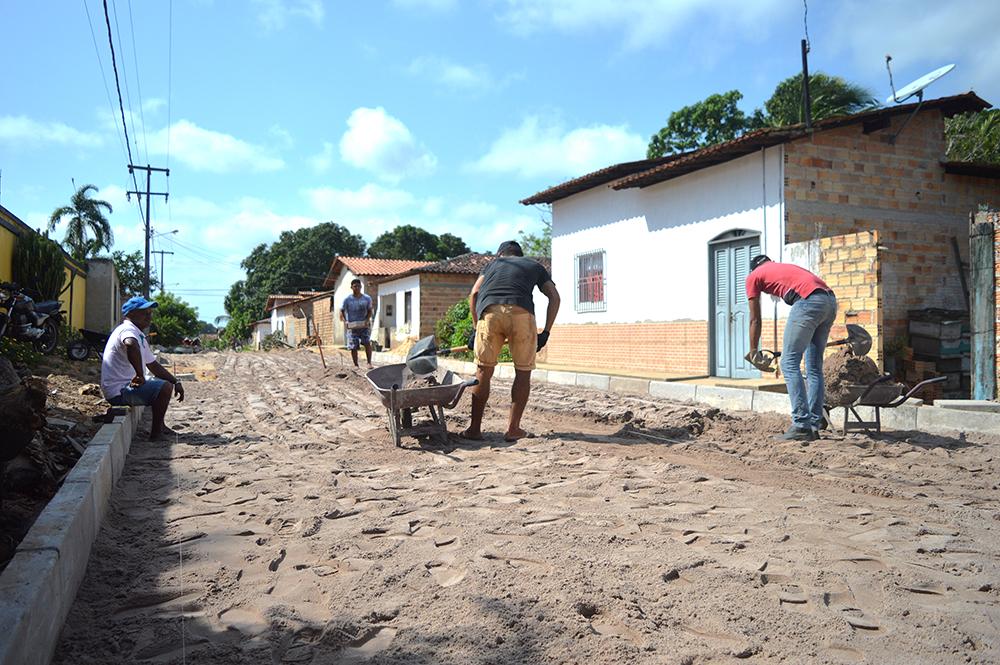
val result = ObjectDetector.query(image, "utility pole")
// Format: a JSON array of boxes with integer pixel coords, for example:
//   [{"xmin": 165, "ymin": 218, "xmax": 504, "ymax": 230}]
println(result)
[
  {"xmin": 127, "ymin": 164, "xmax": 170, "ymax": 297},
  {"xmin": 151, "ymin": 250, "xmax": 174, "ymax": 294}
]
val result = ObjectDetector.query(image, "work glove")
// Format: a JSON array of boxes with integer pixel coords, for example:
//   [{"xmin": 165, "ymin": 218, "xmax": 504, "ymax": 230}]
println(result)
[
  {"xmin": 467, "ymin": 330, "xmax": 476, "ymax": 351},
  {"xmin": 536, "ymin": 330, "xmax": 550, "ymax": 352},
  {"xmin": 744, "ymin": 350, "xmax": 774, "ymax": 372}
]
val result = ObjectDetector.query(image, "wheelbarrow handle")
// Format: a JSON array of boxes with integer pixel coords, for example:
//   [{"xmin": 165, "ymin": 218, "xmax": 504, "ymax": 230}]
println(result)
[{"xmin": 444, "ymin": 378, "xmax": 479, "ymax": 410}]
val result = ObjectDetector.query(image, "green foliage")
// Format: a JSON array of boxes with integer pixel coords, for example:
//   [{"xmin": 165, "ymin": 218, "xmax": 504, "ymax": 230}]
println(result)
[
  {"xmin": 647, "ymin": 73, "xmax": 879, "ymax": 158},
  {"xmin": 765, "ymin": 73, "xmax": 877, "ymax": 127},
  {"xmin": 518, "ymin": 218, "xmax": 552, "ymax": 257},
  {"xmin": 0, "ymin": 337, "xmax": 42, "ymax": 366},
  {"xmin": 152, "ymin": 292, "xmax": 200, "ymax": 346},
  {"xmin": 647, "ymin": 90, "xmax": 756, "ymax": 157},
  {"xmin": 433, "ymin": 299, "xmax": 511, "ymax": 363},
  {"xmin": 220, "ymin": 309, "xmax": 254, "ymax": 347},
  {"xmin": 259, "ymin": 330, "xmax": 287, "ymax": 351},
  {"xmin": 48, "ymin": 184, "xmax": 114, "ymax": 261},
  {"xmin": 224, "ymin": 222, "xmax": 366, "ymax": 331},
  {"xmin": 946, "ymin": 109, "xmax": 1000, "ymax": 164},
  {"xmin": 112, "ymin": 250, "xmax": 159, "ymax": 297},
  {"xmin": 198, "ymin": 320, "xmax": 218, "ymax": 334},
  {"xmin": 12, "ymin": 231, "xmax": 65, "ymax": 301},
  {"xmin": 368, "ymin": 225, "xmax": 470, "ymax": 261}
]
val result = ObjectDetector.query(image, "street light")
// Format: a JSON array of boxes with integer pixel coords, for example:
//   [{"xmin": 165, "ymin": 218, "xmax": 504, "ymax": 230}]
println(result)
[{"xmin": 151, "ymin": 228, "xmax": 179, "ymax": 239}]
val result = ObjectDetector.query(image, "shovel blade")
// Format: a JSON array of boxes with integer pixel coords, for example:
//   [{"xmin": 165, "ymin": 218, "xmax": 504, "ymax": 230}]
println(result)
[
  {"xmin": 406, "ymin": 355, "xmax": 438, "ymax": 377},
  {"xmin": 845, "ymin": 324, "xmax": 872, "ymax": 356},
  {"xmin": 407, "ymin": 335, "xmax": 439, "ymax": 362}
]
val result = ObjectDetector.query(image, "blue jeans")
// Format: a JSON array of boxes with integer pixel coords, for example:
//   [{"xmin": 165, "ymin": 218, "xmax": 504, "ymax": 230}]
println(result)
[
  {"xmin": 108, "ymin": 378, "xmax": 168, "ymax": 407},
  {"xmin": 780, "ymin": 291, "xmax": 837, "ymax": 430}
]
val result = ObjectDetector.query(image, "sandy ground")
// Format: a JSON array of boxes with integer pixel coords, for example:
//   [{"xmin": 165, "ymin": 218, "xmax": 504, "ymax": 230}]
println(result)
[{"xmin": 52, "ymin": 350, "xmax": 1000, "ymax": 664}]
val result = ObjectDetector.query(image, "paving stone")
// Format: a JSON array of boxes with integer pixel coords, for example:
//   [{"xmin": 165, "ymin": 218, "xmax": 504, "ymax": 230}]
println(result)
[
  {"xmin": 576, "ymin": 373, "xmax": 610, "ymax": 391},
  {"xmin": 695, "ymin": 385, "xmax": 754, "ymax": 411},
  {"xmin": 609, "ymin": 377, "xmax": 651, "ymax": 395},
  {"xmin": 649, "ymin": 381, "xmax": 697, "ymax": 402},
  {"xmin": 546, "ymin": 370, "xmax": 578, "ymax": 386}
]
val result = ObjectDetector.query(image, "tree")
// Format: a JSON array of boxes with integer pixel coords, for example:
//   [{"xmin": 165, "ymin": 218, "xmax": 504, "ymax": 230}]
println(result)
[
  {"xmin": 48, "ymin": 184, "xmax": 114, "ymax": 261},
  {"xmin": 112, "ymin": 250, "xmax": 159, "ymax": 297},
  {"xmin": 765, "ymin": 73, "xmax": 878, "ymax": 127},
  {"xmin": 519, "ymin": 217, "xmax": 552, "ymax": 257},
  {"xmin": 647, "ymin": 73, "xmax": 879, "ymax": 158},
  {"xmin": 647, "ymin": 90, "xmax": 759, "ymax": 158},
  {"xmin": 151, "ymin": 292, "xmax": 200, "ymax": 346},
  {"xmin": 198, "ymin": 320, "xmax": 218, "ymax": 334},
  {"xmin": 435, "ymin": 233, "xmax": 471, "ymax": 260},
  {"xmin": 13, "ymin": 232, "xmax": 65, "ymax": 301},
  {"xmin": 946, "ymin": 109, "xmax": 1000, "ymax": 164}
]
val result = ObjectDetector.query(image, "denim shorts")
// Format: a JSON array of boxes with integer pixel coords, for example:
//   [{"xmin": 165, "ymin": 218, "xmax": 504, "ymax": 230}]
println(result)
[
  {"xmin": 347, "ymin": 327, "xmax": 371, "ymax": 350},
  {"xmin": 108, "ymin": 378, "xmax": 168, "ymax": 406}
]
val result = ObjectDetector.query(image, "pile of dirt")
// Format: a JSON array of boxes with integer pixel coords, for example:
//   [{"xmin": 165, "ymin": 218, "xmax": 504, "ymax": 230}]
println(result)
[{"xmin": 823, "ymin": 348, "xmax": 882, "ymax": 407}]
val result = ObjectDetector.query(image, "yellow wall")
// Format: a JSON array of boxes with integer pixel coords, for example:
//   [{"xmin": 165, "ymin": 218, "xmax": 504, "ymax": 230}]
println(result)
[
  {"xmin": 0, "ymin": 225, "xmax": 15, "ymax": 283},
  {"xmin": 61, "ymin": 268, "xmax": 87, "ymax": 329}
]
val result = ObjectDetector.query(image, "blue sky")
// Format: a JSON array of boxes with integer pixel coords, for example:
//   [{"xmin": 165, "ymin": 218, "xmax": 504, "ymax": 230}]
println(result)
[{"xmin": 2, "ymin": 0, "xmax": 997, "ymax": 321}]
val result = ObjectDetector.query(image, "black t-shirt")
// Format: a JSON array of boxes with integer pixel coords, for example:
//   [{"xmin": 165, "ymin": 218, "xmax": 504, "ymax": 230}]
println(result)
[{"xmin": 476, "ymin": 257, "xmax": 553, "ymax": 320}]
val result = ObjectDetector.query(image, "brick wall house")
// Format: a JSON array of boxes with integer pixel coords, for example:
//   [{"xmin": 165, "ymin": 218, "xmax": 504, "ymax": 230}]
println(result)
[{"xmin": 522, "ymin": 93, "xmax": 999, "ymax": 380}]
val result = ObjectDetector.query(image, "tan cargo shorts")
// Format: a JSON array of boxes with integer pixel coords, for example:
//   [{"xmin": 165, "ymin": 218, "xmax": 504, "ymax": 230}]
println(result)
[{"xmin": 474, "ymin": 304, "xmax": 537, "ymax": 371}]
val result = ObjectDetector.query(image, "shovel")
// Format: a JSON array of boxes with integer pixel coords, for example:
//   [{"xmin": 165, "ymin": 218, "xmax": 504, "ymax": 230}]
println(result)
[
  {"xmin": 753, "ymin": 324, "xmax": 872, "ymax": 373},
  {"xmin": 405, "ymin": 335, "xmax": 472, "ymax": 377}
]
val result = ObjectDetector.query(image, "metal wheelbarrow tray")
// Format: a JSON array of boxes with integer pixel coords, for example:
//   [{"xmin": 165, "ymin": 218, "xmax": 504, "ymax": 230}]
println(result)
[
  {"xmin": 366, "ymin": 363, "xmax": 478, "ymax": 447},
  {"xmin": 826, "ymin": 374, "xmax": 948, "ymax": 434}
]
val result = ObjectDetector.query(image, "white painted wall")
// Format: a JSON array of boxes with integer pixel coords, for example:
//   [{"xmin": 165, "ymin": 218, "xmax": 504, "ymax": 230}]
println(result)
[
  {"xmin": 374, "ymin": 274, "xmax": 421, "ymax": 342},
  {"xmin": 551, "ymin": 146, "xmax": 786, "ymax": 324},
  {"xmin": 252, "ymin": 321, "xmax": 272, "ymax": 349}
]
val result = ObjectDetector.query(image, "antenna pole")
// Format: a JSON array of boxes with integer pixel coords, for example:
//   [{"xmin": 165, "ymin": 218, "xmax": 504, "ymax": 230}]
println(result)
[{"xmin": 801, "ymin": 39, "xmax": 812, "ymax": 129}]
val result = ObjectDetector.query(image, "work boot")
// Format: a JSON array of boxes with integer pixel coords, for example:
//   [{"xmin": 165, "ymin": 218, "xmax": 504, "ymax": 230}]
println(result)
[{"xmin": 778, "ymin": 426, "xmax": 818, "ymax": 442}]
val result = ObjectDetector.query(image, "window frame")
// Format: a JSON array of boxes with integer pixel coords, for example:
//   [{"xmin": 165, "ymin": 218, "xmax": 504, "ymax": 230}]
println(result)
[{"xmin": 574, "ymin": 249, "xmax": 607, "ymax": 313}]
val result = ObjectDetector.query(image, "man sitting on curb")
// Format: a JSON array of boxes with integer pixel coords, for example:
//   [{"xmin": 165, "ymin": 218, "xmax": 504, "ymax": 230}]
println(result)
[
  {"xmin": 101, "ymin": 296, "xmax": 184, "ymax": 440},
  {"xmin": 461, "ymin": 240, "xmax": 560, "ymax": 442}
]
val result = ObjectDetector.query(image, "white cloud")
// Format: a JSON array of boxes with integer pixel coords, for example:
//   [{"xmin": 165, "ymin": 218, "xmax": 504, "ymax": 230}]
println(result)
[
  {"xmin": 339, "ymin": 107, "xmax": 437, "ymax": 182},
  {"xmin": 269, "ymin": 124, "xmax": 295, "ymax": 149},
  {"xmin": 392, "ymin": 0, "xmax": 457, "ymax": 11},
  {"xmin": 252, "ymin": 0, "xmax": 324, "ymax": 30},
  {"xmin": 497, "ymin": 0, "xmax": 784, "ymax": 50},
  {"xmin": 0, "ymin": 116, "xmax": 103, "ymax": 148},
  {"xmin": 309, "ymin": 141, "xmax": 336, "ymax": 173},
  {"xmin": 304, "ymin": 183, "xmax": 535, "ymax": 250},
  {"xmin": 142, "ymin": 98, "xmax": 167, "ymax": 114},
  {"xmin": 471, "ymin": 116, "xmax": 646, "ymax": 179},
  {"xmin": 407, "ymin": 56, "xmax": 502, "ymax": 93},
  {"xmin": 146, "ymin": 120, "xmax": 285, "ymax": 173},
  {"xmin": 827, "ymin": 1, "xmax": 1000, "ymax": 103}
]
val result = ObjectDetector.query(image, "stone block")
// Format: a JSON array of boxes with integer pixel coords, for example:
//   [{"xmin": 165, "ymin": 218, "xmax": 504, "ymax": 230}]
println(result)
[
  {"xmin": 63, "ymin": 445, "xmax": 113, "ymax": 521},
  {"xmin": 547, "ymin": 370, "xmax": 578, "ymax": 386},
  {"xmin": 16, "ymin": 481, "xmax": 96, "ymax": 595},
  {"xmin": 576, "ymin": 373, "xmax": 610, "ymax": 391},
  {"xmin": 649, "ymin": 381, "xmax": 697, "ymax": 402},
  {"xmin": 694, "ymin": 385, "xmax": 754, "ymax": 411},
  {"xmin": 0, "ymin": 550, "xmax": 61, "ymax": 665},
  {"xmin": 609, "ymin": 377, "xmax": 651, "ymax": 395},
  {"xmin": 532, "ymin": 369, "xmax": 548, "ymax": 383},
  {"xmin": 496, "ymin": 364, "xmax": 516, "ymax": 379},
  {"xmin": 751, "ymin": 390, "xmax": 789, "ymax": 414},
  {"xmin": 934, "ymin": 399, "xmax": 1000, "ymax": 413},
  {"xmin": 916, "ymin": 406, "xmax": 1000, "ymax": 435}
]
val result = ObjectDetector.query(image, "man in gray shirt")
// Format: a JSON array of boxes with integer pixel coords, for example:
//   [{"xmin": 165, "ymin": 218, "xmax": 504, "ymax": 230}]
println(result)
[{"xmin": 462, "ymin": 240, "xmax": 560, "ymax": 442}]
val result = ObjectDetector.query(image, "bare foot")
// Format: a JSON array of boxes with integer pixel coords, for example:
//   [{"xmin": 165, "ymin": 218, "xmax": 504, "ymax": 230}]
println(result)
[
  {"xmin": 459, "ymin": 428, "xmax": 483, "ymax": 441},
  {"xmin": 503, "ymin": 428, "xmax": 534, "ymax": 442},
  {"xmin": 149, "ymin": 426, "xmax": 179, "ymax": 441}
]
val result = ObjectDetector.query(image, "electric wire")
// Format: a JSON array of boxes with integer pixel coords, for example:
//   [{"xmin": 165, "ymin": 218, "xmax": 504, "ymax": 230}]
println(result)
[
  {"xmin": 127, "ymin": 0, "xmax": 149, "ymax": 164},
  {"xmin": 101, "ymin": 0, "xmax": 143, "ymax": 214},
  {"xmin": 110, "ymin": 0, "xmax": 141, "ymax": 165}
]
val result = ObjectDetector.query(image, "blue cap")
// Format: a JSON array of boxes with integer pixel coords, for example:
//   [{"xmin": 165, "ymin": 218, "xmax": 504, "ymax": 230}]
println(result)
[{"xmin": 122, "ymin": 295, "xmax": 159, "ymax": 315}]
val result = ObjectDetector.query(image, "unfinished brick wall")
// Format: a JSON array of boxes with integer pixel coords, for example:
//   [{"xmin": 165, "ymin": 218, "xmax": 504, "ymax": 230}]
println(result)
[
  {"xmin": 418, "ymin": 273, "xmax": 477, "ymax": 338},
  {"xmin": 784, "ymin": 110, "xmax": 998, "ymax": 344},
  {"xmin": 547, "ymin": 321, "xmax": 709, "ymax": 375},
  {"xmin": 816, "ymin": 231, "xmax": 883, "ymax": 366}
]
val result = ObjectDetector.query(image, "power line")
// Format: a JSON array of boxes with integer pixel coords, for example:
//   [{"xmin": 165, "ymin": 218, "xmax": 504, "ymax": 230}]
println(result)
[
  {"xmin": 127, "ymin": 0, "xmax": 149, "ymax": 164},
  {"xmin": 102, "ymin": 0, "xmax": 143, "ymax": 207},
  {"xmin": 110, "ymin": 0, "xmax": 141, "ymax": 164},
  {"xmin": 82, "ymin": 0, "xmax": 128, "ymax": 166}
]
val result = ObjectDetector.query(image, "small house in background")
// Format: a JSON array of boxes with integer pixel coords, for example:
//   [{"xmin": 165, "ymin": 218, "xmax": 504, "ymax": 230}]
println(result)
[
  {"xmin": 322, "ymin": 256, "xmax": 432, "ymax": 346},
  {"xmin": 84, "ymin": 258, "xmax": 121, "ymax": 333},
  {"xmin": 249, "ymin": 318, "xmax": 272, "ymax": 349},
  {"xmin": 522, "ymin": 92, "xmax": 998, "ymax": 393},
  {"xmin": 265, "ymin": 294, "xmax": 302, "ymax": 342}
]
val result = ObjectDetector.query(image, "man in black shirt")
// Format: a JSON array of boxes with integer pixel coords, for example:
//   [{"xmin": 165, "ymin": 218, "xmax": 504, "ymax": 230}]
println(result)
[{"xmin": 462, "ymin": 240, "xmax": 560, "ymax": 442}]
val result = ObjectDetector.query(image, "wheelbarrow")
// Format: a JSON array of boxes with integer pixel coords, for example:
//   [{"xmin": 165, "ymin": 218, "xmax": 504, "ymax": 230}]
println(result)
[
  {"xmin": 366, "ymin": 363, "xmax": 478, "ymax": 447},
  {"xmin": 67, "ymin": 328, "xmax": 112, "ymax": 361},
  {"xmin": 824, "ymin": 374, "xmax": 948, "ymax": 434}
]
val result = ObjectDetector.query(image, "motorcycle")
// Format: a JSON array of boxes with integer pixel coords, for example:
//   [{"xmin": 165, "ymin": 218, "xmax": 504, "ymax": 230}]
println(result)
[{"xmin": 0, "ymin": 282, "xmax": 64, "ymax": 354}]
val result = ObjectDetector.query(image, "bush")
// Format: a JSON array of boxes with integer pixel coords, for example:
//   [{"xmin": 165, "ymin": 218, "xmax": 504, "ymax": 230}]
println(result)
[
  {"xmin": 0, "ymin": 337, "xmax": 42, "ymax": 366},
  {"xmin": 13, "ymin": 231, "xmax": 65, "ymax": 301},
  {"xmin": 152, "ymin": 292, "xmax": 200, "ymax": 346},
  {"xmin": 434, "ymin": 299, "xmax": 511, "ymax": 363}
]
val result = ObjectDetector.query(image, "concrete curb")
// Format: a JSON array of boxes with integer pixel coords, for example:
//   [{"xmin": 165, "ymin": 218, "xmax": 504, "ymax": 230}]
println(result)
[
  {"xmin": 375, "ymin": 352, "xmax": 1000, "ymax": 438},
  {"xmin": 0, "ymin": 406, "xmax": 144, "ymax": 665}
]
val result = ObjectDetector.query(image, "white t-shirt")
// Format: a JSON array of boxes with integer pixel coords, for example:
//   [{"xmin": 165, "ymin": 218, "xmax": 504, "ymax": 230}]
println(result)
[{"xmin": 101, "ymin": 319, "xmax": 156, "ymax": 398}]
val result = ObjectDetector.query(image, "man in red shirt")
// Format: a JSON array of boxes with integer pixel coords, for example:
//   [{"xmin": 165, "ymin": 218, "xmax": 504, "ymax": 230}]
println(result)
[{"xmin": 745, "ymin": 255, "xmax": 837, "ymax": 441}]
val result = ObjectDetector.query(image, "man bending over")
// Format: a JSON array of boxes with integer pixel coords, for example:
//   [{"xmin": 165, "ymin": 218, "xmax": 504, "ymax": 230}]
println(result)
[{"xmin": 462, "ymin": 240, "xmax": 560, "ymax": 442}]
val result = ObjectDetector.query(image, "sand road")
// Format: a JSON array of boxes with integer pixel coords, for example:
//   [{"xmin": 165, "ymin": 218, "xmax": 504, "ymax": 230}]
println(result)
[{"xmin": 53, "ymin": 350, "xmax": 1000, "ymax": 664}]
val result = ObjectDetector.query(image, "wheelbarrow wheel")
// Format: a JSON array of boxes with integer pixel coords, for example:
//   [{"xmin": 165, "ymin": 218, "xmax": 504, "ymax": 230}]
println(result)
[{"xmin": 67, "ymin": 340, "xmax": 91, "ymax": 361}]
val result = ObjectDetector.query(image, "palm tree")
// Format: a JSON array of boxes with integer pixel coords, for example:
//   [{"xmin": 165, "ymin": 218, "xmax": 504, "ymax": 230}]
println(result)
[
  {"xmin": 764, "ymin": 73, "xmax": 879, "ymax": 128},
  {"xmin": 48, "ymin": 184, "xmax": 114, "ymax": 261}
]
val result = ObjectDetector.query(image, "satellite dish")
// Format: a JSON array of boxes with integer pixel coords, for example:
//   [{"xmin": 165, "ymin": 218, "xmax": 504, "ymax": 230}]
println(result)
[{"xmin": 885, "ymin": 62, "xmax": 955, "ymax": 104}]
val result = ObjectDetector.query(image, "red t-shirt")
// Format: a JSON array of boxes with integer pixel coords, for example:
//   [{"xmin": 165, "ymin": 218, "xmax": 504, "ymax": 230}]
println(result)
[{"xmin": 745, "ymin": 261, "xmax": 831, "ymax": 305}]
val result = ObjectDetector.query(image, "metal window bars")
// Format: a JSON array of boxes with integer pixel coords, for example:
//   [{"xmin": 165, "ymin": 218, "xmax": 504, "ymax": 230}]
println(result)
[{"xmin": 575, "ymin": 250, "xmax": 606, "ymax": 313}]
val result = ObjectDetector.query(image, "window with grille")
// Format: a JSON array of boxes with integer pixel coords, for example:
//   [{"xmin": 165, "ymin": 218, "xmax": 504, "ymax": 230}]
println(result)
[{"xmin": 575, "ymin": 250, "xmax": 606, "ymax": 313}]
